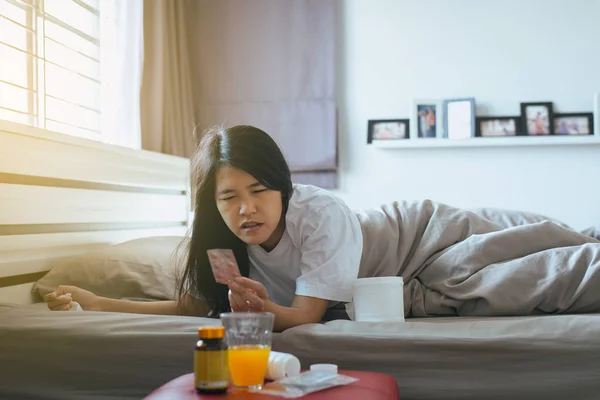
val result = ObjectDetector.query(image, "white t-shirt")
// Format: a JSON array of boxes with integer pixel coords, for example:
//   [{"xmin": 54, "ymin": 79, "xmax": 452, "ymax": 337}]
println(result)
[{"xmin": 248, "ymin": 184, "xmax": 363, "ymax": 308}]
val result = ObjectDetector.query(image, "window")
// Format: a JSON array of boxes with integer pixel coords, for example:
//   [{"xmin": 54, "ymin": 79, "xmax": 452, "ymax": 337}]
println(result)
[{"xmin": 0, "ymin": 0, "xmax": 113, "ymax": 139}]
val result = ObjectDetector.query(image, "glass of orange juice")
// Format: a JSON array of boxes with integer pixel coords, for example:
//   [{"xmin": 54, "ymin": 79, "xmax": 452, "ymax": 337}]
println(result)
[{"xmin": 220, "ymin": 312, "xmax": 275, "ymax": 391}]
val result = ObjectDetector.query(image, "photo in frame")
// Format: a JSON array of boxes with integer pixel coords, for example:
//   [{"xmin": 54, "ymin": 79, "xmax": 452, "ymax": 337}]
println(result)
[
  {"xmin": 443, "ymin": 97, "xmax": 476, "ymax": 139},
  {"xmin": 410, "ymin": 99, "xmax": 443, "ymax": 139},
  {"xmin": 520, "ymin": 102, "xmax": 553, "ymax": 135},
  {"xmin": 553, "ymin": 112, "xmax": 594, "ymax": 135},
  {"xmin": 594, "ymin": 93, "xmax": 600, "ymax": 136},
  {"xmin": 367, "ymin": 119, "xmax": 410, "ymax": 143},
  {"xmin": 475, "ymin": 116, "xmax": 521, "ymax": 137}
]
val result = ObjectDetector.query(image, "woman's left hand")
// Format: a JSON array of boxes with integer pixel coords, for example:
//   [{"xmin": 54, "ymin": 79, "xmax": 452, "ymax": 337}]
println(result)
[{"xmin": 228, "ymin": 277, "xmax": 269, "ymax": 312}]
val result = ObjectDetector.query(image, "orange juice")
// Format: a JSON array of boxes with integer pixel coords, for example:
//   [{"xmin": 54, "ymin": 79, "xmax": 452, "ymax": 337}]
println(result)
[{"xmin": 227, "ymin": 344, "xmax": 271, "ymax": 387}]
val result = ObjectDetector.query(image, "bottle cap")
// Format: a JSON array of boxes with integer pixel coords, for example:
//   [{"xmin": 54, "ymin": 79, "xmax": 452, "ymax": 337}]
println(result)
[
  {"xmin": 310, "ymin": 363, "xmax": 338, "ymax": 374},
  {"xmin": 198, "ymin": 326, "xmax": 224, "ymax": 339}
]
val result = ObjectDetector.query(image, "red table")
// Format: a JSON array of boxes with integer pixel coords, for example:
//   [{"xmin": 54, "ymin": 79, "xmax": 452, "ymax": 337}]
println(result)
[{"xmin": 143, "ymin": 370, "xmax": 399, "ymax": 400}]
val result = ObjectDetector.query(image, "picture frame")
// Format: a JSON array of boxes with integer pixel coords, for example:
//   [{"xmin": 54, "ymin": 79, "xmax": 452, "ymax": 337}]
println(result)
[
  {"xmin": 594, "ymin": 93, "xmax": 600, "ymax": 136},
  {"xmin": 475, "ymin": 116, "xmax": 521, "ymax": 137},
  {"xmin": 367, "ymin": 119, "xmax": 410, "ymax": 143},
  {"xmin": 443, "ymin": 97, "xmax": 476, "ymax": 139},
  {"xmin": 410, "ymin": 98, "xmax": 443, "ymax": 139},
  {"xmin": 553, "ymin": 112, "xmax": 594, "ymax": 136},
  {"xmin": 520, "ymin": 102, "xmax": 554, "ymax": 135}
]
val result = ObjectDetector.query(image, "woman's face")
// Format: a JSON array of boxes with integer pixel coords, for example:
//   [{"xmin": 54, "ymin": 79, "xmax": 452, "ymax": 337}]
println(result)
[{"xmin": 215, "ymin": 164, "xmax": 284, "ymax": 250}]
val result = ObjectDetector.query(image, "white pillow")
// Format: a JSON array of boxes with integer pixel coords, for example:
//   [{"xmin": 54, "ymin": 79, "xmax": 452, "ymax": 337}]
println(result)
[{"xmin": 33, "ymin": 236, "xmax": 188, "ymax": 301}]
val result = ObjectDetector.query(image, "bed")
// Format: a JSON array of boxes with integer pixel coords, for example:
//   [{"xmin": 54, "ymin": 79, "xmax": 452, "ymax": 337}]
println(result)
[
  {"xmin": 2, "ymin": 120, "xmax": 600, "ymax": 400},
  {"xmin": 0, "ymin": 120, "xmax": 203, "ymax": 399}
]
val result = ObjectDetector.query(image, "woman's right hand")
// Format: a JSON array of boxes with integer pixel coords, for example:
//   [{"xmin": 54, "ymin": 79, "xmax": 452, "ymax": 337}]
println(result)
[
  {"xmin": 44, "ymin": 285, "xmax": 103, "ymax": 311},
  {"xmin": 227, "ymin": 277, "xmax": 268, "ymax": 312}
]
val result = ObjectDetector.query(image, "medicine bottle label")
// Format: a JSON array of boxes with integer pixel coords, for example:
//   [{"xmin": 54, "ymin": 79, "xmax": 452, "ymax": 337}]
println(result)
[{"xmin": 194, "ymin": 349, "xmax": 229, "ymax": 389}]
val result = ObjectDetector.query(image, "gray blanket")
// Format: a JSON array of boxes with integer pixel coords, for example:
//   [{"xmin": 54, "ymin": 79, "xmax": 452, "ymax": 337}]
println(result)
[{"xmin": 355, "ymin": 200, "xmax": 600, "ymax": 317}]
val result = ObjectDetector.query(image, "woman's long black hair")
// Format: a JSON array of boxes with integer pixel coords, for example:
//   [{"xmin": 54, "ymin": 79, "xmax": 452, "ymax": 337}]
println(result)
[{"xmin": 178, "ymin": 125, "xmax": 293, "ymax": 317}]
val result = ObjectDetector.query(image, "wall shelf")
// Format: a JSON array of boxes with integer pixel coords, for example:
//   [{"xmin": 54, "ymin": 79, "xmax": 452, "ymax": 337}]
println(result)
[{"xmin": 371, "ymin": 135, "xmax": 600, "ymax": 149}]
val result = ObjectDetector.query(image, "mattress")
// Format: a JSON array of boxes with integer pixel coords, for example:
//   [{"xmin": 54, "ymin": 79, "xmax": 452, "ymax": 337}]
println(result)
[
  {"xmin": 0, "ymin": 303, "xmax": 214, "ymax": 400},
  {"xmin": 1, "ymin": 303, "xmax": 600, "ymax": 400},
  {"xmin": 274, "ymin": 314, "xmax": 600, "ymax": 400}
]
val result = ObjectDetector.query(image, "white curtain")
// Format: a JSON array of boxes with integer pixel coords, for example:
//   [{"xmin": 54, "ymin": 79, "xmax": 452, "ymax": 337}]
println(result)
[{"xmin": 99, "ymin": 0, "xmax": 143, "ymax": 149}]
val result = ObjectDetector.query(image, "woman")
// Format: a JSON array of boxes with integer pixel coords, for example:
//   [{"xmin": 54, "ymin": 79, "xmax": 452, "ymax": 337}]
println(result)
[
  {"xmin": 46, "ymin": 125, "xmax": 600, "ymax": 326},
  {"xmin": 45, "ymin": 125, "xmax": 363, "ymax": 332}
]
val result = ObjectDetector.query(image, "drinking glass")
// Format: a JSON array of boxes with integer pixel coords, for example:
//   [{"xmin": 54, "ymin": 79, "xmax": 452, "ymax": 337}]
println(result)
[{"xmin": 220, "ymin": 312, "xmax": 275, "ymax": 391}]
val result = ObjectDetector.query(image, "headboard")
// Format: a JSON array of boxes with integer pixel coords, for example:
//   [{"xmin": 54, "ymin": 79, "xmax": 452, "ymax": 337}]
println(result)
[{"xmin": 0, "ymin": 120, "xmax": 192, "ymax": 304}]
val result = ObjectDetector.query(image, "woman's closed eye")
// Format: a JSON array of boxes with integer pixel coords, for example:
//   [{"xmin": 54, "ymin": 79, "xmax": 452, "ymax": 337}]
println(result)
[
  {"xmin": 219, "ymin": 187, "xmax": 267, "ymax": 201},
  {"xmin": 220, "ymin": 189, "xmax": 265, "ymax": 201}
]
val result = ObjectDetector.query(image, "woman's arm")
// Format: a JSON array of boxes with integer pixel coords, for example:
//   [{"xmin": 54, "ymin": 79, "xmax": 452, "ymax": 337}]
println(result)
[
  {"xmin": 228, "ymin": 277, "xmax": 329, "ymax": 331},
  {"xmin": 45, "ymin": 285, "xmax": 209, "ymax": 316},
  {"xmin": 99, "ymin": 298, "xmax": 179, "ymax": 314},
  {"xmin": 100, "ymin": 293, "xmax": 209, "ymax": 316},
  {"xmin": 264, "ymin": 295, "xmax": 329, "ymax": 332}
]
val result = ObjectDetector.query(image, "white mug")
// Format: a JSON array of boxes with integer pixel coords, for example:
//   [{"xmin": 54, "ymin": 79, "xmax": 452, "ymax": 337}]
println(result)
[{"xmin": 352, "ymin": 276, "xmax": 405, "ymax": 322}]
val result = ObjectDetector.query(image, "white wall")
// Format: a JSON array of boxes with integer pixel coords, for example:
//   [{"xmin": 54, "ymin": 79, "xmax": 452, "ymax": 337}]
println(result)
[{"xmin": 332, "ymin": 0, "xmax": 600, "ymax": 231}]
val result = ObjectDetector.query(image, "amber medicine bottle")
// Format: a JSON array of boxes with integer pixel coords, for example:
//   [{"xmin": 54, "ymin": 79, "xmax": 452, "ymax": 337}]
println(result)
[{"xmin": 194, "ymin": 326, "xmax": 229, "ymax": 394}]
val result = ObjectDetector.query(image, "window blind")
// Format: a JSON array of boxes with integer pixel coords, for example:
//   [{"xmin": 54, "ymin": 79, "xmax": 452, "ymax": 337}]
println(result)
[{"xmin": 0, "ymin": 0, "xmax": 105, "ymax": 139}]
